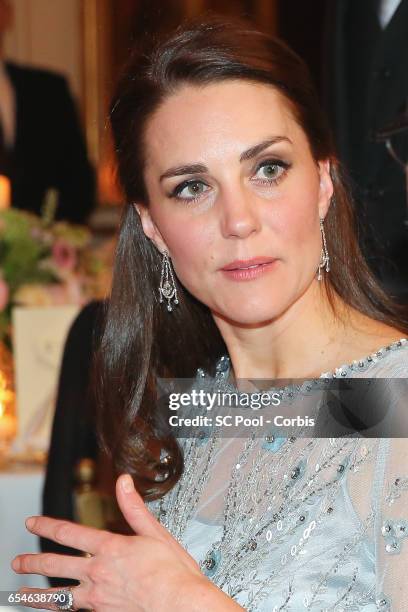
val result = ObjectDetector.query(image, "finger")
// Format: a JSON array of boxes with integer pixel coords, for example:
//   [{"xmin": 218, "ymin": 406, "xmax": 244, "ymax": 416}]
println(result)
[
  {"xmin": 24, "ymin": 515, "xmax": 111, "ymax": 556},
  {"xmin": 16, "ymin": 585, "xmax": 88, "ymax": 611},
  {"xmin": 11, "ymin": 552, "xmax": 91, "ymax": 580}
]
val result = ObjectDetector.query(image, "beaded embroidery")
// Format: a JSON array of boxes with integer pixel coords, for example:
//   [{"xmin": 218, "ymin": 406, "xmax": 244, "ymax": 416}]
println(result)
[{"xmin": 145, "ymin": 338, "xmax": 408, "ymax": 610}]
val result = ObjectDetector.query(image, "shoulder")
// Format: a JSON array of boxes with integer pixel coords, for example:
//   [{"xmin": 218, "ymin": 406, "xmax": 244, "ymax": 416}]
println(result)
[
  {"xmin": 378, "ymin": 338, "xmax": 408, "ymax": 378},
  {"xmin": 66, "ymin": 300, "xmax": 105, "ymax": 352},
  {"xmin": 357, "ymin": 339, "xmax": 408, "ymax": 378},
  {"xmin": 5, "ymin": 61, "xmax": 68, "ymax": 92}
]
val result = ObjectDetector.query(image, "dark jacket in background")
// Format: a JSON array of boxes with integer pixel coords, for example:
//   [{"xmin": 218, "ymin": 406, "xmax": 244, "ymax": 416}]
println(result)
[
  {"xmin": 324, "ymin": 0, "xmax": 408, "ymax": 300},
  {"xmin": 5, "ymin": 62, "xmax": 95, "ymax": 224},
  {"xmin": 40, "ymin": 301, "xmax": 102, "ymax": 589}
]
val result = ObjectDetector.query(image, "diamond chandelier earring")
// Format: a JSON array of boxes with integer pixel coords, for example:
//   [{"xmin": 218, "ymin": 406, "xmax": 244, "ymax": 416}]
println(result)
[
  {"xmin": 317, "ymin": 217, "xmax": 330, "ymax": 281},
  {"xmin": 159, "ymin": 250, "xmax": 179, "ymax": 311}
]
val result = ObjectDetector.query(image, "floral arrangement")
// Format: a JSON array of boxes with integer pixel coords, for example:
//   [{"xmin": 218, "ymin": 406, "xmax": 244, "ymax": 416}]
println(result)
[{"xmin": 0, "ymin": 205, "xmax": 108, "ymax": 349}]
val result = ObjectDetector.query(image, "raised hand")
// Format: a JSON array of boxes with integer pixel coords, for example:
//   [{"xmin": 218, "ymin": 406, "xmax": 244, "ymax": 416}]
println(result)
[{"xmin": 10, "ymin": 473, "xmax": 210, "ymax": 611}]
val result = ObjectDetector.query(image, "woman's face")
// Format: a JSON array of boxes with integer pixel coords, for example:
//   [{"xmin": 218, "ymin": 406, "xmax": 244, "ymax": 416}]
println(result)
[{"xmin": 137, "ymin": 80, "xmax": 333, "ymax": 325}]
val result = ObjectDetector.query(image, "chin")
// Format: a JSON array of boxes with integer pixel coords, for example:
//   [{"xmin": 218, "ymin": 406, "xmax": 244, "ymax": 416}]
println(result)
[{"xmin": 215, "ymin": 298, "xmax": 287, "ymax": 327}]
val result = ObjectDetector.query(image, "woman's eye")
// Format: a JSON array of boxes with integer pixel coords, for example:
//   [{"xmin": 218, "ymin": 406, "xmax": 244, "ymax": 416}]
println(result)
[
  {"xmin": 172, "ymin": 180, "xmax": 209, "ymax": 201},
  {"xmin": 254, "ymin": 160, "xmax": 288, "ymax": 183}
]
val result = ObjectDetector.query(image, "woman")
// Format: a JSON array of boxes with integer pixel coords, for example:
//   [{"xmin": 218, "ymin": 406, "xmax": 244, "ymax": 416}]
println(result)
[{"xmin": 11, "ymin": 15, "xmax": 408, "ymax": 611}]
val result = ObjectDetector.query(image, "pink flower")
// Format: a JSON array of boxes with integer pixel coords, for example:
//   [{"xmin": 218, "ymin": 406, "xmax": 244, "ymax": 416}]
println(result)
[
  {"xmin": 30, "ymin": 227, "xmax": 43, "ymax": 240},
  {"xmin": 0, "ymin": 277, "xmax": 9, "ymax": 311},
  {"xmin": 51, "ymin": 240, "xmax": 77, "ymax": 271}
]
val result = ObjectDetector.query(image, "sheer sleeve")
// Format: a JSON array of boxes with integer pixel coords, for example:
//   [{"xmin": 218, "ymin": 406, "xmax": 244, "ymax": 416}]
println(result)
[{"xmin": 373, "ymin": 437, "xmax": 408, "ymax": 611}]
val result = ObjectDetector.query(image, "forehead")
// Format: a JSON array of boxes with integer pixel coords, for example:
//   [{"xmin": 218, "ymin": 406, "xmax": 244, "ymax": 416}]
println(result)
[{"xmin": 143, "ymin": 80, "xmax": 305, "ymax": 168}]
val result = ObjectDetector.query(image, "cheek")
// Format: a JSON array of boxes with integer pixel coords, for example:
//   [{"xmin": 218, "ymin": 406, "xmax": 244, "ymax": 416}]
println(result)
[
  {"xmin": 158, "ymin": 216, "xmax": 215, "ymax": 280},
  {"xmin": 273, "ymin": 181, "xmax": 320, "ymax": 248}
]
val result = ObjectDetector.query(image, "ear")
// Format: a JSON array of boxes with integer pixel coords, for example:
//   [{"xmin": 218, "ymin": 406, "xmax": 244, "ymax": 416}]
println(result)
[
  {"xmin": 317, "ymin": 159, "xmax": 334, "ymax": 220},
  {"xmin": 133, "ymin": 203, "xmax": 169, "ymax": 253}
]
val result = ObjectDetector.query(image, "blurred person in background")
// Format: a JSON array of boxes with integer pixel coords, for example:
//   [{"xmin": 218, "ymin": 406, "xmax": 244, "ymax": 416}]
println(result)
[
  {"xmin": 0, "ymin": 0, "xmax": 95, "ymax": 223},
  {"xmin": 325, "ymin": 0, "xmax": 408, "ymax": 303}
]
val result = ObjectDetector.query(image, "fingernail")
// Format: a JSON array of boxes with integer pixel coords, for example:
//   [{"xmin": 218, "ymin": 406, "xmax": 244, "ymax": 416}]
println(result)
[
  {"xmin": 11, "ymin": 557, "xmax": 20, "ymax": 571},
  {"xmin": 121, "ymin": 474, "xmax": 134, "ymax": 493},
  {"xmin": 26, "ymin": 517, "xmax": 35, "ymax": 530}
]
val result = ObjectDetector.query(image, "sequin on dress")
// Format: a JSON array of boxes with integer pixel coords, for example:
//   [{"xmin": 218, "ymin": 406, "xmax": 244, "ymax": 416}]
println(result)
[{"xmin": 146, "ymin": 338, "xmax": 408, "ymax": 611}]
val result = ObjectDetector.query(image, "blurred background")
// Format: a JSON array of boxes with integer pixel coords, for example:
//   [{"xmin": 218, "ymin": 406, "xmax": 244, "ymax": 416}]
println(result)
[
  {"xmin": 0, "ymin": 0, "xmax": 407, "ymax": 605},
  {"xmin": 1, "ymin": 0, "xmax": 330, "ymax": 220}
]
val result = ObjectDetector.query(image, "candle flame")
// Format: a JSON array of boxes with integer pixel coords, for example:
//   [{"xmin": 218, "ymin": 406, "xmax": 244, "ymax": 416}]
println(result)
[
  {"xmin": 0, "ymin": 175, "xmax": 11, "ymax": 209},
  {"xmin": 0, "ymin": 370, "xmax": 15, "ymax": 413}
]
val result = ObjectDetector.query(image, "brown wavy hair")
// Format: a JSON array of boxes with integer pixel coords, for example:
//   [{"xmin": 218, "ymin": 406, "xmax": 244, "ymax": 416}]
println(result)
[{"xmin": 95, "ymin": 14, "xmax": 408, "ymax": 500}]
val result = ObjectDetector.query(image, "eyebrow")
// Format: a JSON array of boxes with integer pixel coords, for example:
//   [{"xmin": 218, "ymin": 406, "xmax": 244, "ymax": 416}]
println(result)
[{"xmin": 158, "ymin": 136, "xmax": 292, "ymax": 182}]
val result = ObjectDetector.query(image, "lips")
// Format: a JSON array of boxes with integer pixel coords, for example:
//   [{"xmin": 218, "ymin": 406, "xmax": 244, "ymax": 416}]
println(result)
[{"xmin": 221, "ymin": 256, "xmax": 277, "ymax": 271}]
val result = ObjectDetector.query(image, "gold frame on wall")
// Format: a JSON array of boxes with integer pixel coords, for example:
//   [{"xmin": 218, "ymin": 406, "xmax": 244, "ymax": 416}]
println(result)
[{"xmin": 81, "ymin": 0, "xmax": 113, "ymax": 169}]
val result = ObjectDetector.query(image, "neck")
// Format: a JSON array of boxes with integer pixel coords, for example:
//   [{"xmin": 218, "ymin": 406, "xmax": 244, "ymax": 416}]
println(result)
[{"xmin": 212, "ymin": 281, "xmax": 373, "ymax": 381}]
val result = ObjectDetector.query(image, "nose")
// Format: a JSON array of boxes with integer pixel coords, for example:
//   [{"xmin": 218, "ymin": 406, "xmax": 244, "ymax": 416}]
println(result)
[{"xmin": 219, "ymin": 185, "xmax": 261, "ymax": 239}]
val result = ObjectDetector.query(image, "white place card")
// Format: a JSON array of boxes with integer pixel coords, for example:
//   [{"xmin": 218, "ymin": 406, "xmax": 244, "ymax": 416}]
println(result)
[{"xmin": 11, "ymin": 305, "xmax": 80, "ymax": 455}]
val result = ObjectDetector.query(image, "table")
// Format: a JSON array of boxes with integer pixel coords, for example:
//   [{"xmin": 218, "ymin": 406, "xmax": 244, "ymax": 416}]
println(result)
[{"xmin": 0, "ymin": 464, "xmax": 48, "ymax": 611}]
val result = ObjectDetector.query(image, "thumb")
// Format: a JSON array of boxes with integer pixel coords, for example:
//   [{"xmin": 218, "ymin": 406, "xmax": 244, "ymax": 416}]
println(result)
[
  {"xmin": 116, "ymin": 473, "xmax": 178, "ymax": 545},
  {"xmin": 116, "ymin": 473, "xmax": 203, "ymax": 572}
]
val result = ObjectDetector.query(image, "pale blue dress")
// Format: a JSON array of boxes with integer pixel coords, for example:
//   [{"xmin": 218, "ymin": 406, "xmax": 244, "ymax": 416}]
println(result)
[{"xmin": 146, "ymin": 338, "xmax": 408, "ymax": 611}]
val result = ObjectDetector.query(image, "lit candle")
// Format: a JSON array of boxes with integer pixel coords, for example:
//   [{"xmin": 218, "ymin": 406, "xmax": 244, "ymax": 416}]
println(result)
[
  {"xmin": 0, "ymin": 412, "xmax": 17, "ymax": 441},
  {"xmin": 0, "ymin": 175, "xmax": 11, "ymax": 209},
  {"xmin": 0, "ymin": 372, "xmax": 17, "ymax": 444}
]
